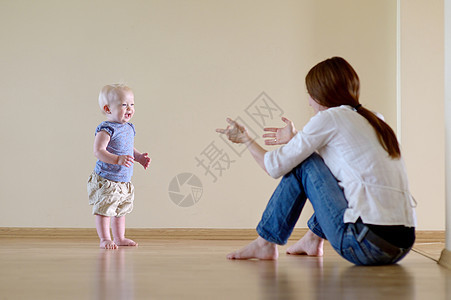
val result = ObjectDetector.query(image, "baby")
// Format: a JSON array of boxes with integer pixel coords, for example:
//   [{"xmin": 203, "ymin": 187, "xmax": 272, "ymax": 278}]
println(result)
[{"xmin": 87, "ymin": 84, "xmax": 151, "ymax": 249}]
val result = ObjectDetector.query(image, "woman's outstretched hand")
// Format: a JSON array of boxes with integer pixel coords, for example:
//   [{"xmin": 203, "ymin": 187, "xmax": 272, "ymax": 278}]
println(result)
[
  {"xmin": 263, "ymin": 117, "xmax": 297, "ymax": 146},
  {"xmin": 216, "ymin": 118, "xmax": 252, "ymax": 144}
]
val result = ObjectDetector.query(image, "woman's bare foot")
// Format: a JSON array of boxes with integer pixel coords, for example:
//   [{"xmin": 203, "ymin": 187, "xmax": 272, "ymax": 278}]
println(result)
[
  {"xmin": 113, "ymin": 237, "xmax": 138, "ymax": 247},
  {"xmin": 227, "ymin": 237, "xmax": 278, "ymax": 260},
  {"xmin": 100, "ymin": 239, "xmax": 118, "ymax": 250},
  {"xmin": 286, "ymin": 230, "xmax": 324, "ymax": 256}
]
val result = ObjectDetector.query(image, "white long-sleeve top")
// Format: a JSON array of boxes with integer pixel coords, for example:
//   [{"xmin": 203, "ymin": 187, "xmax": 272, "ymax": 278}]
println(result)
[{"xmin": 264, "ymin": 105, "xmax": 417, "ymax": 227}]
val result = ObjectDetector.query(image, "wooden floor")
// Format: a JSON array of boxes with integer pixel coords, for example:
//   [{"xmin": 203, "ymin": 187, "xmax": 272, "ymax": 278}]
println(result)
[{"xmin": 0, "ymin": 237, "xmax": 450, "ymax": 300}]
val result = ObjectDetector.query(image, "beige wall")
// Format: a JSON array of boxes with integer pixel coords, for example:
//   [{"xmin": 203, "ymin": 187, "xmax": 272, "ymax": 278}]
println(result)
[
  {"xmin": 445, "ymin": 0, "xmax": 451, "ymax": 248},
  {"xmin": 1, "ymin": 0, "xmax": 441, "ymax": 230},
  {"xmin": 400, "ymin": 0, "xmax": 445, "ymax": 230}
]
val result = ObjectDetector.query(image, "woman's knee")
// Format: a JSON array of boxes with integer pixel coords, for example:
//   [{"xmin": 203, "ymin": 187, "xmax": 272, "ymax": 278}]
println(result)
[{"xmin": 291, "ymin": 153, "xmax": 328, "ymax": 180}]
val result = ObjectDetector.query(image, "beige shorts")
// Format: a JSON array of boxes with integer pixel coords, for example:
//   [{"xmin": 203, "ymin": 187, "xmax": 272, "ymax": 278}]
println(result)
[{"xmin": 87, "ymin": 172, "xmax": 134, "ymax": 217}]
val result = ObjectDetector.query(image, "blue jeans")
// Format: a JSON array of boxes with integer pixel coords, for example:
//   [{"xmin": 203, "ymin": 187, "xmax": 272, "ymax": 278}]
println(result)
[{"xmin": 256, "ymin": 153, "xmax": 412, "ymax": 266}]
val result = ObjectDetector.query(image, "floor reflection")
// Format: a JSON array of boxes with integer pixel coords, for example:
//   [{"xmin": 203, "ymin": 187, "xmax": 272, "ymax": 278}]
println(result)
[
  {"xmin": 95, "ymin": 249, "xmax": 135, "ymax": 300},
  {"xmin": 287, "ymin": 255, "xmax": 414, "ymax": 299},
  {"xmin": 1, "ymin": 239, "xmax": 449, "ymax": 299},
  {"xmin": 322, "ymin": 264, "xmax": 413, "ymax": 299},
  {"xmin": 257, "ymin": 260, "xmax": 296, "ymax": 300},
  {"xmin": 230, "ymin": 258, "xmax": 299, "ymax": 300},
  {"xmin": 236, "ymin": 254, "xmax": 417, "ymax": 299}
]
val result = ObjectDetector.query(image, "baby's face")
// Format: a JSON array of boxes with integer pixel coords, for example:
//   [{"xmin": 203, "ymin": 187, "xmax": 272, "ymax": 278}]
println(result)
[{"xmin": 107, "ymin": 89, "xmax": 135, "ymax": 124}]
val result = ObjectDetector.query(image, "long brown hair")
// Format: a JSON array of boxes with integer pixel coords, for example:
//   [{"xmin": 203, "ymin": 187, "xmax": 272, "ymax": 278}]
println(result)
[{"xmin": 305, "ymin": 57, "xmax": 401, "ymax": 159}]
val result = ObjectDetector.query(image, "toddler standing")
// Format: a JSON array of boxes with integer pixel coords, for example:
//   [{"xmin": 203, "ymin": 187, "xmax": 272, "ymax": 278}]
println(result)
[{"xmin": 88, "ymin": 84, "xmax": 151, "ymax": 249}]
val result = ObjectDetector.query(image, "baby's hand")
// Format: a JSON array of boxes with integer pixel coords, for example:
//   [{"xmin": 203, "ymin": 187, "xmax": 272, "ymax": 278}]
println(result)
[
  {"xmin": 117, "ymin": 155, "xmax": 135, "ymax": 167},
  {"xmin": 136, "ymin": 153, "xmax": 151, "ymax": 169}
]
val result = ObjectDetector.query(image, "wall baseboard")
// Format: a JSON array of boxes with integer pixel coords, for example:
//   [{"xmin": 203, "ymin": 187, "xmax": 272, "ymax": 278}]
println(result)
[
  {"xmin": 0, "ymin": 227, "xmax": 445, "ymax": 243},
  {"xmin": 0, "ymin": 227, "xmax": 306, "ymax": 240}
]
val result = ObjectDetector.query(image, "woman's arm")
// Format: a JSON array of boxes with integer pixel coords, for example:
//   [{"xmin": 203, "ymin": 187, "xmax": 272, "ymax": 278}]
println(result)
[
  {"xmin": 216, "ymin": 118, "xmax": 268, "ymax": 173},
  {"xmin": 93, "ymin": 131, "xmax": 134, "ymax": 167},
  {"xmin": 243, "ymin": 138, "xmax": 268, "ymax": 173},
  {"xmin": 217, "ymin": 117, "xmax": 299, "ymax": 175},
  {"xmin": 263, "ymin": 117, "xmax": 297, "ymax": 146},
  {"xmin": 217, "ymin": 118, "xmax": 297, "ymax": 174}
]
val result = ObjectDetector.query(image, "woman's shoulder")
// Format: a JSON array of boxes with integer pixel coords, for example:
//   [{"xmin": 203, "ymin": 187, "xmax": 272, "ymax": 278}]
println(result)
[
  {"xmin": 303, "ymin": 108, "xmax": 340, "ymax": 133},
  {"xmin": 321, "ymin": 105, "xmax": 375, "ymax": 122},
  {"xmin": 307, "ymin": 106, "xmax": 350, "ymax": 123},
  {"xmin": 329, "ymin": 105, "xmax": 354, "ymax": 113},
  {"xmin": 313, "ymin": 105, "xmax": 352, "ymax": 118},
  {"xmin": 327, "ymin": 105, "xmax": 384, "ymax": 120},
  {"xmin": 305, "ymin": 105, "xmax": 365, "ymax": 132}
]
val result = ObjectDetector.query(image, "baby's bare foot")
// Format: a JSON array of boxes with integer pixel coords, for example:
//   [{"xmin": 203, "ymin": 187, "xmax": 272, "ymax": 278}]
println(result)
[
  {"xmin": 114, "ymin": 238, "xmax": 138, "ymax": 247},
  {"xmin": 286, "ymin": 230, "xmax": 324, "ymax": 256},
  {"xmin": 100, "ymin": 239, "xmax": 118, "ymax": 250},
  {"xmin": 227, "ymin": 237, "xmax": 278, "ymax": 260}
]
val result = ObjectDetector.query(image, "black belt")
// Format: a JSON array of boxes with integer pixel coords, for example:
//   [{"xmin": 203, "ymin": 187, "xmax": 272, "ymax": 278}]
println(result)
[{"xmin": 353, "ymin": 221, "xmax": 404, "ymax": 257}]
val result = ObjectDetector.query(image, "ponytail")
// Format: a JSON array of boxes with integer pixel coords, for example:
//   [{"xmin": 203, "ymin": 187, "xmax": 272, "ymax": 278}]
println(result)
[{"xmin": 354, "ymin": 105, "xmax": 400, "ymax": 159}]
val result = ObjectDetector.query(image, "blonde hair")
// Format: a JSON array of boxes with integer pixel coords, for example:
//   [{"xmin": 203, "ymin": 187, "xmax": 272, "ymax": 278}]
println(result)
[{"xmin": 98, "ymin": 84, "xmax": 132, "ymax": 112}]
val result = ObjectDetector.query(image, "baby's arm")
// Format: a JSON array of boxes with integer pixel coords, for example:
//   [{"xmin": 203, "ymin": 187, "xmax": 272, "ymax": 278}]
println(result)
[
  {"xmin": 94, "ymin": 131, "xmax": 134, "ymax": 167},
  {"xmin": 134, "ymin": 148, "xmax": 151, "ymax": 169}
]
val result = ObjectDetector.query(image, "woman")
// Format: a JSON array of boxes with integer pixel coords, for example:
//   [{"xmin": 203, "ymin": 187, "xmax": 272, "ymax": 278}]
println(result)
[{"xmin": 216, "ymin": 57, "xmax": 416, "ymax": 265}]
